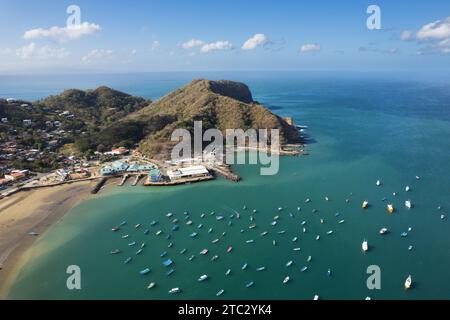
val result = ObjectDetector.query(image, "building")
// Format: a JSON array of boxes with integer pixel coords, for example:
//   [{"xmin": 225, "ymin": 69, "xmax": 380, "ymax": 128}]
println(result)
[
  {"xmin": 149, "ymin": 169, "xmax": 162, "ymax": 182},
  {"xmin": 105, "ymin": 147, "xmax": 129, "ymax": 156},
  {"xmin": 6, "ymin": 98, "xmax": 17, "ymax": 103},
  {"xmin": 167, "ymin": 165, "xmax": 210, "ymax": 181},
  {"xmin": 101, "ymin": 161, "xmax": 130, "ymax": 176},
  {"xmin": 1, "ymin": 118, "xmax": 8, "ymax": 123},
  {"xmin": 23, "ymin": 119, "xmax": 32, "ymax": 126},
  {"xmin": 5, "ymin": 171, "xmax": 26, "ymax": 181}
]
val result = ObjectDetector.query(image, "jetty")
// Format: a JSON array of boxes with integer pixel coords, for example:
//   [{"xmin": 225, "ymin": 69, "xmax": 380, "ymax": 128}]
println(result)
[
  {"xmin": 118, "ymin": 174, "xmax": 129, "ymax": 186},
  {"xmin": 210, "ymin": 166, "xmax": 241, "ymax": 182},
  {"xmin": 91, "ymin": 178, "xmax": 108, "ymax": 194},
  {"xmin": 132, "ymin": 174, "xmax": 143, "ymax": 186}
]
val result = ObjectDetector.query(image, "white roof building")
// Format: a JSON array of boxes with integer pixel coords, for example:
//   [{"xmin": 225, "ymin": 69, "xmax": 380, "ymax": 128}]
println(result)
[{"xmin": 167, "ymin": 165, "xmax": 209, "ymax": 181}]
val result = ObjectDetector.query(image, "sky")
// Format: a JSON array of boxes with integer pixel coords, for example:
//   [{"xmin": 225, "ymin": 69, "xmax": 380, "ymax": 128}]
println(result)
[{"xmin": 0, "ymin": 0, "xmax": 449, "ymax": 74}]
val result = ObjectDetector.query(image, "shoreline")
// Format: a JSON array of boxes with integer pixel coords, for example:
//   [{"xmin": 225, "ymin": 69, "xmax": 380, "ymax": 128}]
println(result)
[{"xmin": 0, "ymin": 178, "xmax": 118, "ymax": 299}]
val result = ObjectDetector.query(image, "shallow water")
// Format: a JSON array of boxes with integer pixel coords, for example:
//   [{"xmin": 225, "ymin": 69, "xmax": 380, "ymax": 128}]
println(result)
[{"xmin": 5, "ymin": 72, "xmax": 450, "ymax": 300}]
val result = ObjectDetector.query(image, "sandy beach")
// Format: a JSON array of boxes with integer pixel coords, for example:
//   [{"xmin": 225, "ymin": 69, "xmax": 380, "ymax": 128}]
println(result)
[{"xmin": 0, "ymin": 181, "xmax": 101, "ymax": 298}]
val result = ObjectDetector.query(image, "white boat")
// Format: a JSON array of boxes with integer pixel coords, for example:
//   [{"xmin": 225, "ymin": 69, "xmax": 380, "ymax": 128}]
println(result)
[
  {"xmin": 307, "ymin": 256, "xmax": 312, "ymax": 262},
  {"xmin": 405, "ymin": 200, "xmax": 412, "ymax": 209},
  {"xmin": 198, "ymin": 275, "xmax": 208, "ymax": 282},
  {"xmin": 292, "ymin": 237, "xmax": 298, "ymax": 242},
  {"xmin": 260, "ymin": 231, "xmax": 268, "ymax": 236},
  {"xmin": 225, "ymin": 269, "xmax": 231, "ymax": 276},
  {"xmin": 246, "ymin": 239, "xmax": 255, "ymax": 244},
  {"xmin": 379, "ymin": 228, "xmax": 388, "ymax": 235},
  {"xmin": 216, "ymin": 289, "xmax": 225, "ymax": 297},
  {"xmin": 278, "ymin": 207, "xmax": 283, "ymax": 212},
  {"xmin": 376, "ymin": 180, "xmax": 381, "ymax": 186},
  {"xmin": 327, "ymin": 230, "xmax": 334, "ymax": 235},
  {"xmin": 293, "ymin": 248, "xmax": 301, "ymax": 251},
  {"xmin": 362, "ymin": 240, "xmax": 369, "ymax": 252},
  {"xmin": 415, "ymin": 175, "xmax": 420, "ymax": 180},
  {"xmin": 320, "ymin": 219, "xmax": 324, "ymax": 224},
  {"xmin": 325, "ymin": 197, "xmax": 329, "ymax": 201},
  {"xmin": 300, "ymin": 266, "xmax": 308, "ymax": 272},
  {"xmin": 441, "ymin": 214, "xmax": 446, "ymax": 220},
  {"xmin": 305, "ymin": 198, "xmax": 311, "ymax": 203},
  {"xmin": 166, "ymin": 213, "xmax": 173, "ymax": 218},
  {"xmin": 286, "ymin": 261, "xmax": 293, "ymax": 267},
  {"xmin": 169, "ymin": 288, "xmax": 181, "ymax": 294},
  {"xmin": 362, "ymin": 201, "xmax": 369, "ymax": 209},
  {"xmin": 404, "ymin": 275, "xmax": 412, "ymax": 289},
  {"xmin": 147, "ymin": 282, "xmax": 156, "ymax": 289},
  {"xmin": 200, "ymin": 249, "xmax": 208, "ymax": 255},
  {"xmin": 316, "ymin": 235, "xmax": 320, "ymax": 241},
  {"xmin": 405, "ymin": 186, "xmax": 411, "ymax": 192},
  {"xmin": 273, "ymin": 240, "xmax": 277, "ymax": 246},
  {"xmin": 283, "ymin": 276, "xmax": 290, "ymax": 284},
  {"xmin": 313, "ymin": 295, "xmax": 319, "ymax": 300},
  {"xmin": 256, "ymin": 266, "xmax": 266, "ymax": 272}
]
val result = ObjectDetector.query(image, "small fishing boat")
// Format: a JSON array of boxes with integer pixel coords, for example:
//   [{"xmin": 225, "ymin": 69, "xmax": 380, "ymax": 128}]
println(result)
[
  {"xmin": 387, "ymin": 204, "xmax": 394, "ymax": 214},
  {"xmin": 339, "ymin": 220, "xmax": 345, "ymax": 224},
  {"xmin": 316, "ymin": 235, "xmax": 320, "ymax": 241},
  {"xmin": 362, "ymin": 201, "xmax": 369, "ymax": 209},
  {"xmin": 122, "ymin": 234, "xmax": 129, "ymax": 239},
  {"xmin": 246, "ymin": 239, "xmax": 255, "ymax": 244},
  {"xmin": 245, "ymin": 281, "xmax": 255, "ymax": 288},
  {"xmin": 242, "ymin": 263, "xmax": 248, "ymax": 270},
  {"xmin": 110, "ymin": 249, "xmax": 121, "ymax": 255},
  {"xmin": 172, "ymin": 225, "xmax": 179, "ymax": 232},
  {"xmin": 273, "ymin": 240, "xmax": 277, "ymax": 246},
  {"xmin": 261, "ymin": 231, "xmax": 268, "ymax": 236},
  {"xmin": 166, "ymin": 234, "xmax": 171, "ymax": 240},
  {"xmin": 379, "ymin": 228, "xmax": 388, "ymax": 235},
  {"xmin": 405, "ymin": 200, "xmax": 412, "ymax": 209},
  {"xmin": 225, "ymin": 269, "xmax": 231, "ymax": 276},
  {"xmin": 408, "ymin": 245, "xmax": 413, "ymax": 251},
  {"xmin": 180, "ymin": 248, "xmax": 187, "ymax": 254},
  {"xmin": 172, "ymin": 218, "xmax": 179, "ymax": 224},
  {"xmin": 327, "ymin": 268, "xmax": 332, "ymax": 277},
  {"xmin": 128, "ymin": 242, "xmax": 136, "ymax": 246},
  {"xmin": 289, "ymin": 213, "xmax": 294, "ymax": 218},
  {"xmin": 222, "ymin": 232, "xmax": 227, "ymax": 237},
  {"xmin": 303, "ymin": 228, "xmax": 307, "ymax": 233},
  {"xmin": 271, "ymin": 221, "xmax": 278, "ymax": 226},
  {"xmin": 441, "ymin": 214, "xmax": 446, "ymax": 220},
  {"xmin": 150, "ymin": 220, "xmax": 158, "ymax": 226},
  {"xmin": 283, "ymin": 276, "xmax": 290, "ymax": 284},
  {"xmin": 208, "ymin": 228, "xmax": 213, "ymax": 233},
  {"xmin": 211, "ymin": 255, "xmax": 219, "ymax": 262},
  {"xmin": 166, "ymin": 213, "xmax": 173, "ymax": 218},
  {"xmin": 160, "ymin": 251, "xmax": 168, "ymax": 257},
  {"xmin": 405, "ymin": 186, "xmax": 411, "ymax": 192},
  {"xmin": 140, "ymin": 268, "xmax": 151, "ymax": 275},
  {"xmin": 256, "ymin": 266, "xmax": 266, "ymax": 272},
  {"xmin": 216, "ymin": 216, "xmax": 224, "ymax": 221},
  {"xmin": 325, "ymin": 197, "xmax": 329, "ymax": 201},
  {"xmin": 401, "ymin": 232, "xmax": 408, "ymax": 238},
  {"xmin": 156, "ymin": 230, "xmax": 163, "ymax": 236},
  {"xmin": 124, "ymin": 257, "xmax": 132, "ymax": 264},
  {"xmin": 166, "ymin": 269, "xmax": 175, "ymax": 276},
  {"xmin": 273, "ymin": 215, "xmax": 280, "ymax": 221},
  {"xmin": 305, "ymin": 198, "xmax": 311, "ymax": 203},
  {"xmin": 278, "ymin": 230, "xmax": 286, "ymax": 235},
  {"xmin": 186, "ymin": 220, "xmax": 193, "ymax": 225},
  {"xmin": 320, "ymin": 219, "xmax": 324, "ymax": 224},
  {"xmin": 314, "ymin": 295, "xmax": 320, "ymax": 301},
  {"xmin": 227, "ymin": 246, "xmax": 233, "ymax": 253},
  {"xmin": 120, "ymin": 221, "xmax": 127, "ymax": 226},
  {"xmin": 144, "ymin": 229, "xmax": 150, "ymax": 235},
  {"xmin": 307, "ymin": 256, "xmax": 312, "ymax": 262},
  {"xmin": 136, "ymin": 249, "xmax": 143, "ymax": 255},
  {"xmin": 188, "ymin": 255, "xmax": 195, "ymax": 261},
  {"xmin": 376, "ymin": 180, "xmax": 381, "ymax": 186},
  {"xmin": 327, "ymin": 230, "xmax": 334, "ymax": 235},
  {"xmin": 249, "ymin": 224, "xmax": 257, "ymax": 229},
  {"xmin": 300, "ymin": 266, "xmax": 308, "ymax": 272},
  {"xmin": 286, "ymin": 261, "xmax": 293, "ymax": 267},
  {"xmin": 253, "ymin": 209, "xmax": 257, "ymax": 213},
  {"xmin": 292, "ymin": 237, "xmax": 298, "ymax": 242},
  {"xmin": 135, "ymin": 224, "xmax": 141, "ymax": 229},
  {"xmin": 190, "ymin": 232, "xmax": 198, "ymax": 238},
  {"xmin": 415, "ymin": 175, "xmax": 420, "ymax": 180},
  {"xmin": 312, "ymin": 209, "xmax": 318, "ymax": 213},
  {"xmin": 200, "ymin": 249, "xmax": 209, "ymax": 255},
  {"xmin": 111, "ymin": 227, "xmax": 120, "ymax": 232},
  {"xmin": 362, "ymin": 240, "xmax": 369, "ymax": 252},
  {"xmin": 169, "ymin": 288, "xmax": 180, "ymax": 294},
  {"xmin": 297, "ymin": 207, "xmax": 301, "ymax": 211},
  {"xmin": 212, "ymin": 238, "xmax": 220, "ymax": 244},
  {"xmin": 293, "ymin": 248, "xmax": 301, "ymax": 252},
  {"xmin": 216, "ymin": 289, "xmax": 225, "ymax": 297},
  {"xmin": 405, "ymin": 275, "xmax": 412, "ymax": 289},
  {"xmin": 163, "ymin": 259, "xmax": 173, "ymax": 267},
  {"xmin": 278, "ymin": 207, "xmax": 283, "ymax": 212},
  {"xmin": 198, "ymin": 275, "xmax": 208, "ymax": 282},
  {"xmin": 147, "ymin": 282, "xmax": 156, "ymax": 289}
]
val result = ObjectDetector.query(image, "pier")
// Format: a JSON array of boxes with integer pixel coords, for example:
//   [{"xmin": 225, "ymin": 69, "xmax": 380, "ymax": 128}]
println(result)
[
  {"xmin": 118, "ymin": 174, "xmax": 129, "ymax": 186},
  {"xmin": 210, "ymin": 166, "xmax": 241, "ymax": 182},
  {"xmin": 132, "ymin": 174, "xmax": 143, "ymax": 186}
]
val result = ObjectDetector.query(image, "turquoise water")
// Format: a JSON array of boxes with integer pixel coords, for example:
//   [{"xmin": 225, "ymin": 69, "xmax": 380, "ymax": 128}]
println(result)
[{"xmin": 5, "ymin": 72, "xmax": 450, "ymax": 300}]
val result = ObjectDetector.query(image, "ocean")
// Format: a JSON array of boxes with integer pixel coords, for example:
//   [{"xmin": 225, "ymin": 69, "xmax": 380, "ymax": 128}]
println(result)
[{"xmin": 3, "ymin": 72, "xmax": 450, "ymax": 300}]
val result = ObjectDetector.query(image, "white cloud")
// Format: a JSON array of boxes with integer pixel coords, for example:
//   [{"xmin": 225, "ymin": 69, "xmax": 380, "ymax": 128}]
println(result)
[
  {"xmin": 416, "ymin": 17, "xmax": 450, "ymax": 40},
  {"xmin": 23, "ymin": 22, "xmax": 101, "ymax": 41},
  {"xmin": 131, "ymin": 49, "xmax": 137, "ymax": 55},
  {"xmin": 299, "ymin": 43, "xmax": 321, "ymax": 53},
  {"xmin": 200, "ymin": 41, "xmax": 233, "ymax": 53},
  {"xmin": 82, "ymin": 49, "xmax": 113, "ymax": 63},
  {"xmin": 151, "ymin": 40, "xmax": 160, "ymax": 51},
  {"xmin": 16, "ymin": 43, "xmax": 69, "ymax": 60},
  {"xmin": 182, "ymin": 39, "xmax": 204, "ymax": 49},
  {"xmin": 400, "ymin": 30, "xmax": 413, "ymax": 41},
  {"xmin": 242, "ymin": 34, "xmax": 267, "ymax": 50},
  {"xmin": 0, "ymin": 48, "xmax": 12, "ymax": 55}
]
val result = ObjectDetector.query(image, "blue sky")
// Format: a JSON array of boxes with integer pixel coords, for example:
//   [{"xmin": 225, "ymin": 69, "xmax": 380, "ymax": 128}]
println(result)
[{"xmin": 0, "ymin": 0, "xmax": 449, "ymax": 73}]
